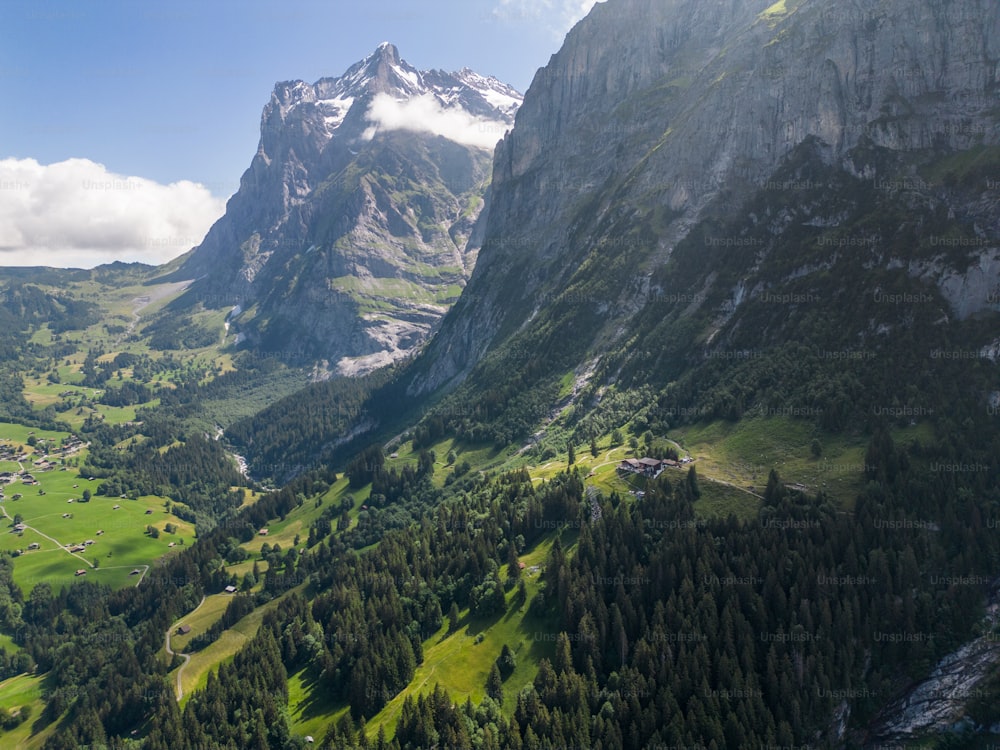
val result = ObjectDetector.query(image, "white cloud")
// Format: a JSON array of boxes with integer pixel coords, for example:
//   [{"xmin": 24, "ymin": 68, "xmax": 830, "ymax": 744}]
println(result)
[
  {"xmin": 0, "ymin": 157, "xmax": 226, "ymax": 269},
  {"xmin": 364, "ymin": 93, "xmax": 511, "ymax": 151},
  {"xmin": 493, "ymin": 0, "xmax": 602, "ymax": 37}
]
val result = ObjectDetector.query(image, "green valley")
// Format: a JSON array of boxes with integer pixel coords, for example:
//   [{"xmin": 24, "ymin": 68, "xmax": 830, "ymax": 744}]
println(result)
[{"xmin": 1, "ymin": 1, "xmax": 999, "ymax": 748}]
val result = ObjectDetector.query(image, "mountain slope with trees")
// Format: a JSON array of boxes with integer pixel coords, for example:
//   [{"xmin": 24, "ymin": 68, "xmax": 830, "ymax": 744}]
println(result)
[{"xmin": 1, "ymin": 1, "xmax": 1000, "ymax": 749}]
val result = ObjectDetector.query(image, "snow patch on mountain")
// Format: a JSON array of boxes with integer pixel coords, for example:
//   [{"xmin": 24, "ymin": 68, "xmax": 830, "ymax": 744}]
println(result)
[
  {"xmin": 453, "ymin": 69, "xmax": 523, "ymax": 117},
  {"xmin": 319, "ymin": 96, "xmax": 355, "ymax": 131}
]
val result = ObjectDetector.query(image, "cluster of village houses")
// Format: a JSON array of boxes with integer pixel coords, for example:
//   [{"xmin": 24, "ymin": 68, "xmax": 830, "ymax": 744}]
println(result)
[
  {"xmin": 0, "ymin": 434, "xmax": 86, "ymax": 488},
  {"xmin": 0, "ymin": 443, "xmax": 25, "ymax": 464},
  {"xmin": 617, "ymin": 455, "xmax": 693, "ymax": 479},
  {"xmin": 0, "ymin": 441, "xmax": 28, "ymax": 489},
  {"xmin": 2, "ymin": 435, "xmax": 100, "ymax": 572}
]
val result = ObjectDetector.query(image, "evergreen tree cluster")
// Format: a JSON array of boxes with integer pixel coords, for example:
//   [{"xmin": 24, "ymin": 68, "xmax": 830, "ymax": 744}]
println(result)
[
  {"xmin": 315, "ymin": 434, "xmax": 998, "ymax": 750},
  {"xmin": 226, "ymin": 369, "xmax": 393, "ymax": 482},
  {"xmin": 98, "ymin": 379, "xmax": 154, "ymax": 407},
  {"xmin": 5, "ymin": 404, "xmax": 997, "ymax": 750},
  {"xmin": 81, "ymin": 425, "xmax": 245, "ymax": 517}
]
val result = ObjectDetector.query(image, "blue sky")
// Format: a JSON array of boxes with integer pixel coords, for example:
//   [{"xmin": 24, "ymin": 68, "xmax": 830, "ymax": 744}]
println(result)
[{"xmin": 0, "ymin": 0, "xmax": 600, "ymax": 267}]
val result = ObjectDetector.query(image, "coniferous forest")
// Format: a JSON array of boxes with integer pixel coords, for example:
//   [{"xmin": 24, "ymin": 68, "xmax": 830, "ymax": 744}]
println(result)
[{"xmin": 6, "ymin": 419, "xmax": 995, "ymax": 749}]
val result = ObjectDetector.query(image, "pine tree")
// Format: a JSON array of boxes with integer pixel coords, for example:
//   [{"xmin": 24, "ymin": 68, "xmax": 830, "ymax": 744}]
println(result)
[
  {"xmin": 686, "ymin": 465, "xmax": 701, "ymax": 499},
  {"xmin": 553, "ymin": 632, "xmax": 573, "ymax": 675},
  {"xmin": 507, "ymin": 541, "xmax": 521, "ymax": 582},
  {"xmin": 497, "ymin": 643, "xmax": 516, "ymax": 678},
  {"xmin": 764, "ymin": 468, "xmax": 783, "ymax": 506},
  {"xmin": 567, "ymin": 443, "xmax": 576, "ymax": 466},
  {"xmin": 486, "ymin": 663, "xmax": 503, "ymax": 703}
]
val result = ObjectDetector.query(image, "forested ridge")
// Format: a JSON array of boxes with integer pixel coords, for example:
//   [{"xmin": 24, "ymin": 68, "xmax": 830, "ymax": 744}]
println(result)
[
  {"xmin": 8, "ymin": 418, "xmax": 998, "ymax": 749},
  {"xmin": 225, "ymin": 366, "xmax": 396, "ymax": 482},
  {"xmin": 78, "ymin": 418, "xmax": 248, "ymax": 523}
]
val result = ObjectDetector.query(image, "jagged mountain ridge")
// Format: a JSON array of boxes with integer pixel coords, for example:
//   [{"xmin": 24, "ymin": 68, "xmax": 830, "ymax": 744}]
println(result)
[
  {"xmin": 169, "ymin": 43, "xmax": 522, "ymax": 374},
  {"xmin": 406, "ymin": 0, "xmax": 1000, "ymax": 397}
]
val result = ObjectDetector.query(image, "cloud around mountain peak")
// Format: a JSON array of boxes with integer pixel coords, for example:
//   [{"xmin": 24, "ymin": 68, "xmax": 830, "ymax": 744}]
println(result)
[{"xmin": 363, "ymin": 92, "xmax": 511, "ymax": 150}]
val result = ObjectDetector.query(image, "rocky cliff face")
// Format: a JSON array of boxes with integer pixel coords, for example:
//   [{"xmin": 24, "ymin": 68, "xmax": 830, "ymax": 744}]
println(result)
[
  {"xmin": 172, "ymin": 44, "xmax": 522, "ymax": 373},
  {"xmin": 408, "ymin": 0, "xmax": 1000, "ymax": 394}
]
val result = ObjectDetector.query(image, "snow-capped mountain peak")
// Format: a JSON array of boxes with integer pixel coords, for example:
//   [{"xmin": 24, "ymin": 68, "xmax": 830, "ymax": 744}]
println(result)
[
  {"xmin": 270, "ymin": 44, "xmax": 523, "ymax": 138},
  {"xmin": 452, "ymin": 68, "xmax": 523, "ymax": 119},
  {"xmin": 177, "ymin": 47, "xmax": 522, "ymax": 374}
]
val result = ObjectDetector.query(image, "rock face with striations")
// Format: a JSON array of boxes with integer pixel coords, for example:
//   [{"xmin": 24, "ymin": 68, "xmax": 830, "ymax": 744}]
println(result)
[
  {"xmin": 173, "ymin": 43, "xmax": 522, "ymax": 374},
  {"xmin": 407, "ymin": 0, "xmax": 1000, "ymax": 394}
]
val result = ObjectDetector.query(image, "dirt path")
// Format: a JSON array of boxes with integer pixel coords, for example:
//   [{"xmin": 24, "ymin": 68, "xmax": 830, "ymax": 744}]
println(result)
[
  {"xmin": 117, "ymin": 280, "xmax": 193, "ymax": 344},
  {"xmin": 101, "ymin": 564, "xmax": 150, "ymax": 586},
  {"xmin": 122, "ymin": 296, "xmax": 151, "ymax": 341},
  {"xmin": 701, "ymin": 475, "xmax": 764, "ymax": 500},
  {"xmin": 0, "ymin": 501, "xmax": 93, "ymax": 567},
  {"xmin": 166, "ymin": 595, "xmax": 207, "ymax": 701}
]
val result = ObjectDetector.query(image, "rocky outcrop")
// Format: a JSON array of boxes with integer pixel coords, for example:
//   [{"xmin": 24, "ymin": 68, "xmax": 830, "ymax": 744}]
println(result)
[
  {"xmin": 170, "ymin": 44, "xmax": 521, "ymax": 372},
  {"xmin": 868, "ymin": 634, "xmax": 1000, "ymax": 742},
  {"xmin": 919, "ymin": 248, "xmax": 1000, "ymax": 319}
]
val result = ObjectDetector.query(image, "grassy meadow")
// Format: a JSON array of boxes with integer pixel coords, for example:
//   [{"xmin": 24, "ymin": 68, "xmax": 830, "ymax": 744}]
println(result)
[{"xmin": 0, "ymin": 423, "xmax": 194, "ymax": 595}]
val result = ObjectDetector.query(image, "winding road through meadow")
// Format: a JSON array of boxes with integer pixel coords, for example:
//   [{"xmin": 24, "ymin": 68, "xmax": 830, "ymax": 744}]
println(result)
[{"xmin": 165, "ymin": 595, "xmax": 207, "ymax": 701}]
